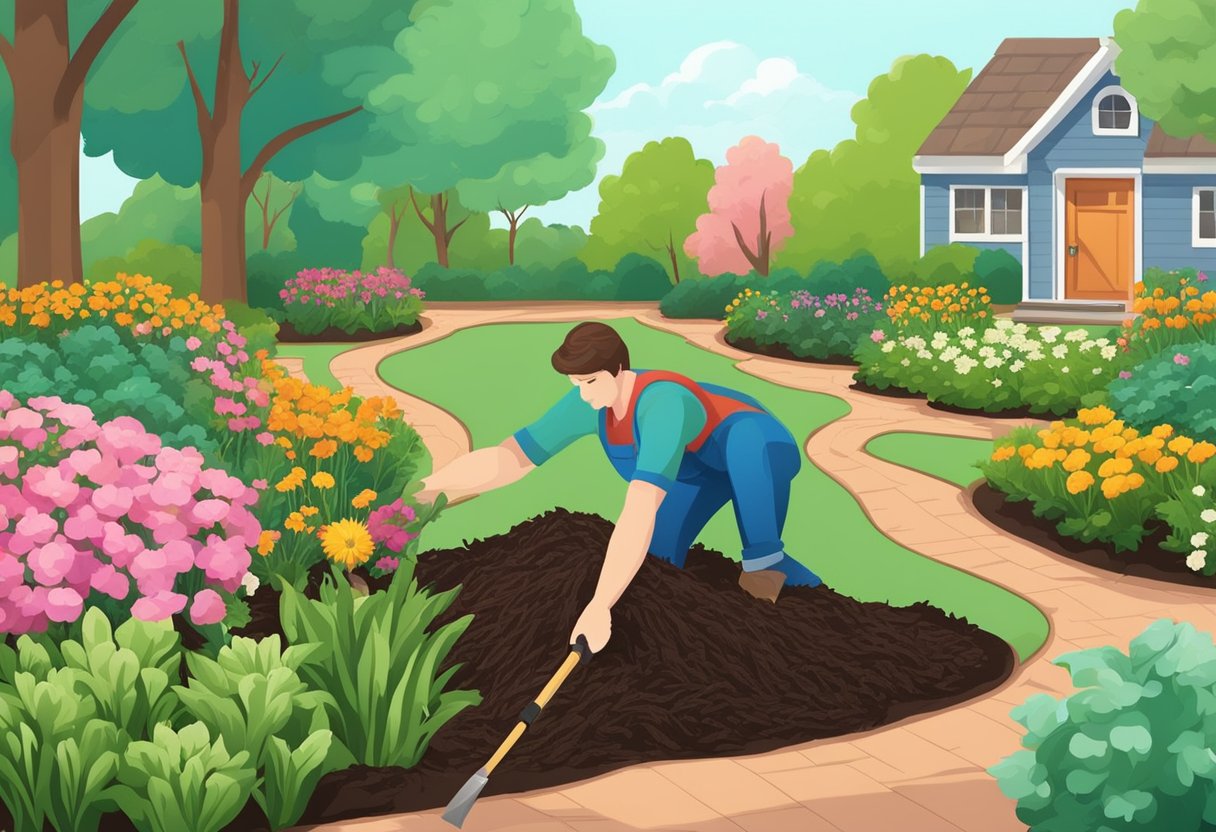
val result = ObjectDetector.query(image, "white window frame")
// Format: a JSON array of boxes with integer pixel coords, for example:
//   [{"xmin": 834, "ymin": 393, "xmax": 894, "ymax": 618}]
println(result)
[
  {"xmin": 948, "ymin": 185, "xmax": 1028, "ymax": 242},
  {"xmin": 1194, "ymin": 186, "xmax": 1216, "ymax": 248},
  {"xmin": 1091, "ymin": 85, "xmax": 1138, "ymax": 137}
]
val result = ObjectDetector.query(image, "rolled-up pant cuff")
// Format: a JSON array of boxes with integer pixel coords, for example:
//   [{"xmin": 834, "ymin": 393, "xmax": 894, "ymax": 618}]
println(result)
[{"xmin": 742, "ymin": 551, "xmax": 785, "ymax": 572}]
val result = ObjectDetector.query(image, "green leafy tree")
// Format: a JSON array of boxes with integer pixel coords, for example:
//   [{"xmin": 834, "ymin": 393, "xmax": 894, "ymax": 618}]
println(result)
[
  {"xmin": 581, "ymin": 137, "xmax": 713, "ymax": 284},
  {"xmin": 1113, "ymin": 0, "xmax": 1216, "ymax": 142},
  {"xmin": 457, "ymin": 115, "xmax": 604, "ymax": 265},
  {"xmin": 490, "ymin": 218, "xmax": 588, "ymax": 269},
  {"xmin": 0, "ymin": 0, "xmax": 142, "ymax": 287},
  {"xmin": 81, "ymin": 0, "xmax": 414, "ymax": 303},
  {"xmin": 775, "ymin": 54, "xmax": 971, "ymax": 277},
  {"xmin": 363, "ymin": 0, "xmax": 613, "ymax": 267}
]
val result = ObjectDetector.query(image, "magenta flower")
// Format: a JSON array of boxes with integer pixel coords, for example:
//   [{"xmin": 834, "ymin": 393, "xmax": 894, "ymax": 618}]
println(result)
[
  {"xmin": 44, "ymin": 587, "xmax": 84, "ymax": 623},
  {"xmin": 252, "ymin": 479, "xmax": 268, "ymax": 490},
  {"xmin": 375, "ymin": 556, "xmax": 399, "ymax": 573},
  {"xmin": 27, "ymin": 535, "xmax": 80, "ymax": 585},
  {"xmin": 131, "ymin": 591, "xmax": 188, "ymax": 622},
  {"xmin": 0, "ymin": 446, "xmax": 17, "ymax": 480},
  {"xmin": 1118, "ymin": 370, "xmax": 1132, "ymax": 380},
  {"xmin": 255, "ymin": 432, "xmax": 274, "ymax": 446},
  {"xmin": 1199, "ymin": 272, "xmax": 1209, "ymax": 283},
  {"xmin": 189, "ymin": 589, "xmax": 227, "ymax": 625},
  {"xmin": 1175, "ymin": 353, "xmax": 1190, "ymax": 366},
  {"xmin": 89, "ymin": 564, "xmax": 130, "ymax": 600},
  {"xmin": 186, "ymin": 336, "xmax": 202, "ymax": 351},
  {"xmin": 870, "ymin": 329, "xmax": 885, "ymax": 343}
]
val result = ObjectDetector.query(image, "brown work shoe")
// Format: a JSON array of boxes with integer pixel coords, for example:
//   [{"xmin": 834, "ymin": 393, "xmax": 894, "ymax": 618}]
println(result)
[{"xmin": 738, "ymin": 568, "xmax": 786, "ymax": 603}]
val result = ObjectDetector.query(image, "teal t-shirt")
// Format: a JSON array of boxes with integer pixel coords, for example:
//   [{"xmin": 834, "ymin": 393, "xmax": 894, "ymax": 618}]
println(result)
[{"xmin": 512, "ymin": 380, "xmax": 707, "ymax": 492}]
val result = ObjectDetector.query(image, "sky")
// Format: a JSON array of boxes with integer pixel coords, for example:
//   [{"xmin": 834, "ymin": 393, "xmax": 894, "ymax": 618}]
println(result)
[{"xmin": 79, "ymin": 0, "xmax": 1135, "ymax": 229}]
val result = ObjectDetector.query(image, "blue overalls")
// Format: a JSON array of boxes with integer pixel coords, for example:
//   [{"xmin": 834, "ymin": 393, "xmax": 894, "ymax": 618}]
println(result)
[{"xmin": 600, "ymin": 369, "xmax": 819, "ymax": 585}]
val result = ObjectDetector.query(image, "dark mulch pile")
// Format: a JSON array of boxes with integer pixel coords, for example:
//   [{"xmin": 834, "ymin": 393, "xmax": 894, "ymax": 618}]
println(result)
[
  {"xmin": 26, "ymin": 508, "xmax": 1012, "ymax": 832},
  {"xmin": 973, "ymin": 482, "xmax": 1213, "ymax": 588},
  {"xmin": 848, "ymin": 379, "xmax": 1074, "ymax": 420},
  {"xmin": 726, "ymin": 334, "xmax": 859, "ymax": 366},
  {"xmin": 274, "ymin": 319, "xmax": 422, "ymax": 343}
]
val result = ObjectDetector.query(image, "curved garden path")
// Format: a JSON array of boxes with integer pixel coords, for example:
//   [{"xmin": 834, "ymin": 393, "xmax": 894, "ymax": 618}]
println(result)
[{"xmin": 301, "ymin": 301, "xmax": 1216, "ymax": 832}]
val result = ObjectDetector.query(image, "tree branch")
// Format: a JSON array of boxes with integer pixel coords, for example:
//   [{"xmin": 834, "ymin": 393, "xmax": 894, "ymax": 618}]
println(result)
[
  {"xmin": 241, "ymin": 105, "xmax": 362, "ymax": 197},
  {"xmin": 0, "ymin": 34, "xmax": 15, "ymax": 77},
  {"xmin": 248, "ymin": 53, "xmax": 284, "ymax": 98},
  {"xmin": 251, "ymin": 175, "xmax": 268, "ymax": 210},
  {"xmin": 177, "ymin": 40, "xmax": 212, "ymax": 127},
  {"xmin": 269, "ymin": 187, "xmax": 298, "ymax": 226},
  {"xmin": 445, "ymin": 214, "xmax": 470, "ymax": 245},
  {"xmin": 409, "ymin": 187, "xmax": 437, "ymax": 235},
  {"xmin": 56, "ymin": 0, "xmax": 140, "ymax": 116},
  {"xmin": 730, "ymin": 221, "xmax": 763, "ymax": 272},
  {"xmin": 518, "ymin": 204, "xmax": 530, "ymax": 222}
]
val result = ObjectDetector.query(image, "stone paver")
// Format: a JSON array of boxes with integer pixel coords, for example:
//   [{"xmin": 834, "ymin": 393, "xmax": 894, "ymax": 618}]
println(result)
[{"xmin": 288, "ymin": 302, "xmax": 1216, "ymax": 832}]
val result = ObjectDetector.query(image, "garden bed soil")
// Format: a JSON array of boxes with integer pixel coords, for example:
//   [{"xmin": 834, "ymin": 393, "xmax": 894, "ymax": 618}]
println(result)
[
  {"xmin": 971, "ymin": 481, "xmax": 1212, "ymax": 588},
  {"xmin": 213, "ymin": 507, "xmax": 1015, "ymax": 829},
  {"xmin": 274, "ymin": 318, "xmax": 422, "ymax": 343},
  {"xmin": 848, "ymin": 379, "xmax": 1072, "ymax": 420},
  {"xmin": 725, "ymin": 334, "xmax": 859, "ymax": 366}
]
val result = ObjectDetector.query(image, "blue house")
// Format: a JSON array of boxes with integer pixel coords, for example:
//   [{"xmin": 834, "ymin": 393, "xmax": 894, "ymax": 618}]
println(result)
[{"xmin": 915, "ymin": 37, "xmax": 1216, "ymax": 322}]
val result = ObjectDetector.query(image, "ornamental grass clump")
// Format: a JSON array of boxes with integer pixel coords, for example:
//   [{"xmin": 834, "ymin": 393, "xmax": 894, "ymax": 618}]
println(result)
[
  {"xmin": 279, "ymin": 266, "xmax": 425, "ymax": 335},
  {"xmin": 990, "ymin": 619, "xmax": 1216, "ymax": 831},
  {"xmin": 982, "ymin": 405, "xmax": 1216, "ymax": 560},
  {"xmin": 723, "ymin": 286, "xmax": 885, "ymax": 360},
  {"xmin": 278, "ymin": 559, "xmax": 480, "ymax": 769},
  {"xmin": 0, "ymin": 393, "xmax": 261, "ymax": 634}
]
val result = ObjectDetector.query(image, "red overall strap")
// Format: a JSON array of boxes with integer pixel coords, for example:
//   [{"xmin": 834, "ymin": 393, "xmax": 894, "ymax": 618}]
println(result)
[{"xmin": 605, "ymin": 370, "xmax": 762, "ymax": 452}]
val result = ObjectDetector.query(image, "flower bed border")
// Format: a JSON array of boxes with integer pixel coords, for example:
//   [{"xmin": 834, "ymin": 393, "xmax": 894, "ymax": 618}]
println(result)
[
  {"xmin": 970, "ymin": 481, "xmax": 1213, "ymax": 589},
  {"xmin": 724, "ymin": 333, "xmax": 859, "ymax": 366},
  {"xmin": 275, "ymin": 319, "xmax": 423, "ymax": 343},
  {"xmin": 847, "ymin": 379, "xmax": 1076, "ymax": 421}
]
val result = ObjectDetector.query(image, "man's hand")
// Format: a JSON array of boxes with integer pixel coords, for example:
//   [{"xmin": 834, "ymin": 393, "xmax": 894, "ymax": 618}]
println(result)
[{"xmin": 569, "ymin": 601, "xmax": 612, "ymax": 653}]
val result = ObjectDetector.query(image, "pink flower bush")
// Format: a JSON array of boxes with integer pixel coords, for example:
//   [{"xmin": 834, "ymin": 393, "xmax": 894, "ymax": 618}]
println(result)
[
  {"xmin": 0, "ymin": 394, "xmax": 259, "ymax": 634},
  {"xmin": 1175, "ymin": 353, "xmax": 1191, "ymax": 366},
  {"xmin": 367, "ymin": 499, "xmax": 419, "ymax": 554}
]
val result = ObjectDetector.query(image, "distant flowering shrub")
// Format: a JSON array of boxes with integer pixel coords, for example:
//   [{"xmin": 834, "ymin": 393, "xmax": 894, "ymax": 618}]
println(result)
[
  {"xmin": 279, "ymin": 267, "xmax": 425, "ymax": 335},
  {"xmin": 724, "ymin": 286, "xmax": 885, "ymax": 360},
  {"xmin": 0, "ymin": 393, "xmax": 260, "ymax": 634}
]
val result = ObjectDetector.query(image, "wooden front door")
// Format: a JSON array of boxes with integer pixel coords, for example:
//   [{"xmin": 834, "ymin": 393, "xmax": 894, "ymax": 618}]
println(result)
[{"xmin": 1065, "ymin": 178, "xmax": 1135, "ymax": 301}]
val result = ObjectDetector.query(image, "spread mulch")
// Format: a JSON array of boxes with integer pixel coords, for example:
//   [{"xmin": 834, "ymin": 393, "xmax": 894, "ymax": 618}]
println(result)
[
  {"xmin": 725, "ymin": 334, "xmax": 859, "ymax": 366},
  {"xmin": 274, "ymin": 319, "xmax": 422, "ymax": 343},
  {"xmin": 30, "ymin": 508, "xmax": 1014, "ymax": 832},
  {"xmin": 972, "ymin": 482, "xmax": 1213, "ymax": 589}
]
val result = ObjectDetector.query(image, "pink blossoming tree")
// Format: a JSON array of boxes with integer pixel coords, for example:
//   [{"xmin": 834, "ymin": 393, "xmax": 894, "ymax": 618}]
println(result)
[{"xmin": 684, "ymin": 136, "xmax": 794, "ymax": 277}]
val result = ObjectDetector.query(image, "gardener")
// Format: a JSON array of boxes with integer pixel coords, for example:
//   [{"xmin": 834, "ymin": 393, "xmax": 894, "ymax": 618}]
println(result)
[{"xmin": 413, "ymin": 321, "xmax": 821, "ymax": 652}]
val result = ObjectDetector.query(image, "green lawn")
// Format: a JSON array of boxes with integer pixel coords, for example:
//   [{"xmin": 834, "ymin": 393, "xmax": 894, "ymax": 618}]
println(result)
[
  {"xmin": 865, "ymin": 432, "xmax": 995, "ymax": 489},
  {"xmin": 375, "ymin": 318, "xmax": 1047, "ymax": 661}
]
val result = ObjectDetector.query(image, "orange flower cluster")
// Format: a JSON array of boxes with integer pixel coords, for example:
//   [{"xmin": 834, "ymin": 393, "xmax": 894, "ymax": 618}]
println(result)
[
  {"xmin": 0, "ymin": 274, "xmax": 224, "ymax": 335},
  {"xmin": 885, "ymin": 282, "xmax": 992, "ymax": 330}
]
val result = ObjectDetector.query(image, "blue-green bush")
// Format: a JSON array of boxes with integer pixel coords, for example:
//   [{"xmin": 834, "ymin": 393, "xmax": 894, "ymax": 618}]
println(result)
[
  {"xmin": 1107, "ymin": 343, "xmax": 1216, "ymax": 442},
  {"xmin": 410, "ymin": 256, "xmax": 672, "ymax": 301},
  {"xmin": 975, "ymin": 248, "xmax": 1024, "ymax": 304},
  {"xmin": 908, "ymin": 243, "xmax": 981, "ymax": 286},
  {"xmin": 990, "ymin": 619, "xmax": 1216, "ymax": 831}
]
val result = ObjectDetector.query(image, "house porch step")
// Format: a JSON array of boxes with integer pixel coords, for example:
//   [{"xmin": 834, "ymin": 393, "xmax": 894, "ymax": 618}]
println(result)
[{"xmin": 1011, "ymin": 300, "xmax": 1133, "ymax": 326}]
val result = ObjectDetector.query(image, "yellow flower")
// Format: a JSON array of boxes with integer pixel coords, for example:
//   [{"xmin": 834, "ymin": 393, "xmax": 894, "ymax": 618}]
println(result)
[
  {"xmin": 257, "ymin": 530, "xmax": 280, "ymax": 556},
  {"xmin": 1137, "ymin": 447, "xmax": 1163, "ymax": 465},
  {"xmin": 320, "ymin": 518, "xmax": 375, "ymax": 570},
  {"xmin": 300, "ymin": 505, "xmax": 319, "ymax": 517},
  {"xmin": 1101, "ymin": 474, "xmax": 1127, "ymax": 499},
  {"xmin": 990, "ymin": 446, "xmax": 1016, "ymax": 462},
  {"xmin": 1156, "ymin": 456, "xmax": 1179, "ymax": 473},
  {"xmin": 310, "ymin": 439, "xmax": 338, "ymax": 459},
  {"xmin": 1062, "ymin": 449, "xmax": 1091, "ymax": 472},
  {"xmin": 1078, "ymin": 406, "xmax": 1115, "ymax": 426},
  {"xmin": 311, "ymin": 471, "xmax": 336, "ymax": 489},
  {"xmin": 1125, "ymin": 473, "xmax": 1145, "ymax": 490},
  {"xmin": 1188, "ymin": 442, "xmax": 1216, "ymax": 464},
  {"xmin": 285, "ymin": 512, "xmax": 307, "ymax": 533},
  {"xmin": 1151, "ymin": 424, "xmax": 1174, "ymax": 439},
  {"xmin": 275, "ymin": 466, "xmax": 307, "ymax": 493},
  {"xmin": 1098, "ymin": 457, "xmax": 1133, "ymax": 478},
  {"xmin": 352, "ymin": 488, "xmax": 377, "ymax": 509},
  {"xmin": 354, "ymin": 445, "xmax": 374, "ymax": 463},
  {"xmin": 1066, "ymin": 471, "xmax": 1094, "ymax": 494},
  {"xmin": 1168, "ymin": 436, "xmax": 1195, "ymax": 456}
]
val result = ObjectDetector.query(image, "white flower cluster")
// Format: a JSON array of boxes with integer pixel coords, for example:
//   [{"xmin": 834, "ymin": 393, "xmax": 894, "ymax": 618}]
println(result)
[
  {"xmin": 1187, "ymin": 485, "xmax": 1216, "ymax": 572},
  {"xmin": 885, "ymin": 320, "xmax": 1118, "ymax": 378}
]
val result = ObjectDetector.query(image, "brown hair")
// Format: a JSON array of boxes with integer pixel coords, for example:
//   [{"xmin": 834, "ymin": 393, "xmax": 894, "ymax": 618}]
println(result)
[{"xmin": 551, "ymin": 322, "xmax": 630, "ymax": 376}]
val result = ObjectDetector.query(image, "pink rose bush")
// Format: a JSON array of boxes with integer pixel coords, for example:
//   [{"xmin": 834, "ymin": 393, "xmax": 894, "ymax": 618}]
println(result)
[
  {"xmin": 0, "ymin": 392, "xmax": 260, "ymax": 634},
  {"xmin": 279, "ymin": 266, "xmax": 425, "ymax": 336}
]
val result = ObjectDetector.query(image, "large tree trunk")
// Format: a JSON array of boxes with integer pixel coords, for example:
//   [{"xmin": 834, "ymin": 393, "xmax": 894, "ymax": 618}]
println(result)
[{"xmin": 7, "ymin": 0, "xmax": 139, "ymax": 289}]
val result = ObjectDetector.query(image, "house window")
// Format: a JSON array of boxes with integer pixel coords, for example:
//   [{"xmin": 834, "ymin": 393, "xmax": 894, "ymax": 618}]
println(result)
[
  {"xmin": 1195, "ymin": 188, "xmax": 1216, "ymax": 248},
  {"xmin": 950, "ymin": 186, "xmax": 1024, "ymax": 241},
  {"xmin": 1091, "ymin": 86, "xmax": 1138, "ymax": 137}
]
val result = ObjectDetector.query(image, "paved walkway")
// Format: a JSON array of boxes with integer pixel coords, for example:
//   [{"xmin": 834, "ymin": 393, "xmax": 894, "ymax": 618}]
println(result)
[{"xmin": 300, "ymin": 302, "xmax": 1216, "ymax": 832}]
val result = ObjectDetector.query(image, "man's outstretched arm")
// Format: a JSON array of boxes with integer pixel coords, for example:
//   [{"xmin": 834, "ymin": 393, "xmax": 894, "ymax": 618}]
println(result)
[
  {"xmin": 570, "ymin": 479, "xmax": 666, "ymax": 651},
  {"xmin": 414, "ymin": 435, "xmax": 535, "ymax": 505}
]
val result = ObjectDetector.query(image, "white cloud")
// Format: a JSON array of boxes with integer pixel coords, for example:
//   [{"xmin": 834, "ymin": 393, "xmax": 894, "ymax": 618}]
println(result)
[{"xmin": 537, "ymin": 41, "xmax": 861, "ymax": 228}]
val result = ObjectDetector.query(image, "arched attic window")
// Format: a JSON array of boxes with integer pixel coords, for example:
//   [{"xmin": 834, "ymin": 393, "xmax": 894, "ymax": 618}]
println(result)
[{"xmin": 1091, "ymin": 86, "xmax": 1138, "ymax": 137}]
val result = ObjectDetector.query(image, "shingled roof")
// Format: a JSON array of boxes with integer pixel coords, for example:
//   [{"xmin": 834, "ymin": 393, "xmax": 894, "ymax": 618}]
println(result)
[
  {"xmin": 1145, "ymin": 124, "xmax": 1216, "ymax": 157},
  {"xmin": 918, "ymin": 38, "xmax": 1102, "ymax": 156}
]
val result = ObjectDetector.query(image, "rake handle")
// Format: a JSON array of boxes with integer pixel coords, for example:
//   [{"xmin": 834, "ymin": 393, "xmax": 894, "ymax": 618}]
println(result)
[{"xmin": 483, "ymin": 636, "xmax": 591, "ymax": 775}]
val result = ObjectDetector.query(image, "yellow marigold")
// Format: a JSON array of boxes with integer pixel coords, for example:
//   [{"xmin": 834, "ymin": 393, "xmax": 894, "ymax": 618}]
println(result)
[
  {"xmin": 1188, "ymin": 442, "xmax": 1216, "ymax": 464},
  {"xmin": 1039, "ymin": 430, "xmax": 1062, "ymax": 450},
  {"xmin": 1156, "ymin": 456, "xmax": 1179, "ymax": 473},
  {"xmin": 352, "ymin": 488, "xmax": 377, "ymax": 508},
  {"xmin": 1101, "ymin": 474, "xmax": 1127, "ymax": 499},
  {"xmin": 275, "ymin": 436, "xmax": 294, "ymax": 449},
  {"xmin": 320, "ymin": 518, "xmax": 375, "ymax": 570},
  {"xmin": 1168, "ymin": 436, "xmax": 1195, "ymax": 456},
  {"xmin": 285, "ymin": 511, "xmax": 307, "ymax": 532},
  {"xmin": 991, "ymin": 446, "xmax": 1016, "ymax": 462},
  {"xmin": 1078, "ymin": 405, "xmax": 1115, "ymax": 426},
  {"xmin": 1066, "ymin": 471, "xmax": 1095, "ymax": 494},
  {"xmin": 300, "ymin": 505, "xmax": 319, "ymax": 517},
  {"xmin": 257, "ymin": 530, "xmax": 280, "ymax": 556},
  {"xmin": 353, "ymin": 445, "xmax": 374, "ymax": 463},
  {"xmin": 1098, "ymin": 457, "xmax": 1133, "ymax": 478},
  {"xmin": 274, "ymin": 466, "xmax": 307, "ymax": 493},
  {"xmin": 310, "ymin": 439, "xmax": 338, "ymax": 459},
  {"xmin": 1025, "ymin": 448, "xmax": 1058, "ymax": 470},
  {"xmin": 1018, "ymin": 444, "xmax": 1036, "ymax": 459},
  {"xmin": 1125, "ymin": 473, "xmax": 1145, "ymax": 490},
  {"xmin": 311, "ymin": 472, "xmax": 336, "ymax": 489},
  {"xmin": 1138, "ymin": 447, "xmax": 1163, "ymax": 465},
  {"xmin": 1062, "ymin": 449, "xmax": 1091, "ymax": 472}
]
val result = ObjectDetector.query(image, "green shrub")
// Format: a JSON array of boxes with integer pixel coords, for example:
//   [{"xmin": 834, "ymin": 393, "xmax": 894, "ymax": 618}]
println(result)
[
  {"xmin": 909, "ymin": 243, "xmax": 981, "ymax": 287},
  {"xmin": 1107, "ymin": 344, "xmax": 1216, "ymax": 443},
  {"xmin": 112, "ymin": 721, "xmax": 256, "ymax": 832},
  {"xmin": 279, "ymin": 564, "xmax": 480, "ymax": 769},
  {"xmin": 246, "ymin": 251, "xmax": 307, "ymax": 313},
  {"xmin": 0, "ymin": 609, "xmax": 183, "ymax": 832},
  {"xmin": 975, "ymin": 248, "xmax": 1023, "ymax": 304},
  {"xmin": 0, "ymin": 326, "xmax": 216, "ymax": 456},
  {"xmin": 724, "ymin": 286, "xmax": 885, "ymax": 360},
  {"xmin": 613, "ymin": 254, "xmax": 674, "ymax": 300},
  {"xmin": 175, "ymin": 636, "xmax": 343, "ymax": 831},
  {"xmin": 806, "ymin": 253, "xmax": 891, "ymax": 299},
  {"xmin": 219, "ymin": 300, "xmax": 280, "ymax": 358},
  {"xmin": 280, "ymin": 267, "xmax": 424, "ymax": 336},
  {"xmin": 989, "ymin": 619, "xmax": 1216, "ymax": 831},
  {"xmin": 86, "ymin": 239, "xmax": 202, "ymax": 298},
  {"xmin": 409, "ymin": 257, "xmax": 668, "ymax": 301}
]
